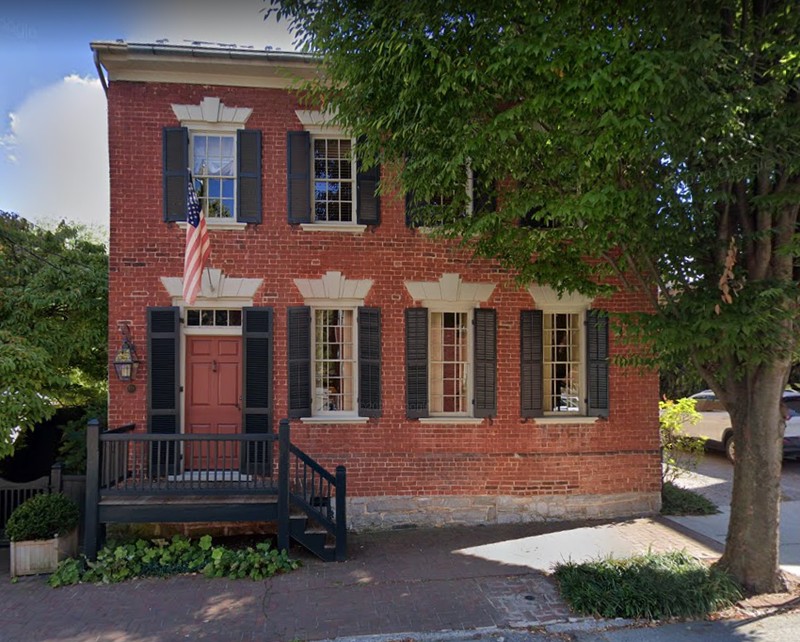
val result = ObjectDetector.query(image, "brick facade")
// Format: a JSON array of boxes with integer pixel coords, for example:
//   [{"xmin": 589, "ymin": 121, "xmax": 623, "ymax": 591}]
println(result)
[{"xmin": 104, "ymin": 55, "xmax": 661, "ymax": 529}]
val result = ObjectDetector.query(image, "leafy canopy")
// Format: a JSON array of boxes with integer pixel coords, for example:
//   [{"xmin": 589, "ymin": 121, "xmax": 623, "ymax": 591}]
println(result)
[
  {"xmin": 271, "ymin": 0, "xmax": 800, "ymax": 387},
  {"xmin": 0, "ymin": 212, "xmax": 107, "ymax": 456}
]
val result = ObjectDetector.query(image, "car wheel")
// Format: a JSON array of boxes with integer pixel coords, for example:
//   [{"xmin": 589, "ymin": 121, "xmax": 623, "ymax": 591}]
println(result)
[{"xmin": 724, "ymin": 435, "xmax": 735, "ymax": 463}]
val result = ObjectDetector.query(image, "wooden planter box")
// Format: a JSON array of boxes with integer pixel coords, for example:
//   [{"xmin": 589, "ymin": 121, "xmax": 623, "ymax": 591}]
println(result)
[{"xmin": 9, "ymin": 529, "xmax": 78, "ymax": 577}]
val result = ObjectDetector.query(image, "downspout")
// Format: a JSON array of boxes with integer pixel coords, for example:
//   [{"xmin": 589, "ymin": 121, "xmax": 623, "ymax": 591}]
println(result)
[{"xmin": 93, "ymin": 50, "xmax": 108, "ymax": 96}]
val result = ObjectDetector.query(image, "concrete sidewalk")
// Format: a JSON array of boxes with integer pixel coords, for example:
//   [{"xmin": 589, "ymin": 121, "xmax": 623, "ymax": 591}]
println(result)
[{"xmin": 1, "ymin": 516, "xmax": 727, "ymax": 642}]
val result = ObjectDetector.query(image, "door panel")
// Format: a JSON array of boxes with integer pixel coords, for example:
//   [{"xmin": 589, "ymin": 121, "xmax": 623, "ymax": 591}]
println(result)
[{"xmin": 186, "ymin": 336, "xmax": 242, "ymax": 470}]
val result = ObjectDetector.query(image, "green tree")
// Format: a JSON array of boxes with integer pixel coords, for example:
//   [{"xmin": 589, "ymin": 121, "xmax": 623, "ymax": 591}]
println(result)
[
  {"xmin": 0, "ymin": 212, "xmax": 107, "ymax": 456},
  {"xmin": 271, "ymin": 1, "xmax": 800, "ymax": 593}
]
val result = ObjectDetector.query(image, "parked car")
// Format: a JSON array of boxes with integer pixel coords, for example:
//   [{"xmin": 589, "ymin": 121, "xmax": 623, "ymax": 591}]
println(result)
[{"xmin": 683, "ymin": 389, "xmax": 800, "ymax": 462}]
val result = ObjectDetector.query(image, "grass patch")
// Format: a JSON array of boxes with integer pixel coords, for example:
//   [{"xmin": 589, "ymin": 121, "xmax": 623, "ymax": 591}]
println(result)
[
  {"xmin": 661, "ymin": 481, "xmax": 719, "ymax": 515},
  {"xmin": 554, "ymin": 550, "xmax": 741, "ymax": 620}
]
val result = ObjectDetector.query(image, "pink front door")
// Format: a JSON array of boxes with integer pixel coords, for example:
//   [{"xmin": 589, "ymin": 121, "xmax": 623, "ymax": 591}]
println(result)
[{"xmin": 185, "ymin": 337, "xmax": 242, "ymax": 470}]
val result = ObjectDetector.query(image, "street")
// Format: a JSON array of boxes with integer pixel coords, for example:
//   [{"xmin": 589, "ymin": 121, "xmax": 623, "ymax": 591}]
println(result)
[{"xmin": 677, "ymin": 451, "xmax": 800, "ymax": 508}]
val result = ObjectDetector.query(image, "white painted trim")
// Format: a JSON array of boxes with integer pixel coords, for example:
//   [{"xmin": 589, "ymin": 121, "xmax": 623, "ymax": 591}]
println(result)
[
  {"xmin": 404, "ymin": 273, "xmax": 496, "ymax": 306},
  {"xmin": 172, "ymin": 97, "xmax": 252, "ymax": 125},
  {"xmin": 299, "ymin": 223, "xmax": 366, "ymax": 234},
  {"xmin": 294, "ymin": 271, "xmax": 373, "ymax": 302},
  {"xmin": 177, "ymin": 221, "xmax": 249, "ymax": 231},
  {"xmin": 299, "ymin": 416, "xmax": 369, "ymax": 425},
  {"xmin": 294, "ymin": 109, "xmax": 345, "ymax": 136},
  {"xmin": 533, "ymin": 416, "xmax": 600, "ymax": 425},
  {"xmin": 418, "ymin": 417, "xmax": 485, "ymax": 425},
  {"xmin": 528, "ymin": 284, "xmax": 594, "ymax": 311},
  {"xmin": 161, "ymin": 269, "xmax": 263, "ymax": 305}
]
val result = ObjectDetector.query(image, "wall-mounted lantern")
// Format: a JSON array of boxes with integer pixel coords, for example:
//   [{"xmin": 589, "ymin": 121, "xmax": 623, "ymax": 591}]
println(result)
[{"xmin": 113, "ymin": 323, "xmax": 139, "ymax": 383}]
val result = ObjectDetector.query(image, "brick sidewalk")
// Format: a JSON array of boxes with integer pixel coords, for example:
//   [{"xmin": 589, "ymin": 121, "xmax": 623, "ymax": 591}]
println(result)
[{"xmin": 0, "ymin": 517, "xmax": 721, "ymax": 642}]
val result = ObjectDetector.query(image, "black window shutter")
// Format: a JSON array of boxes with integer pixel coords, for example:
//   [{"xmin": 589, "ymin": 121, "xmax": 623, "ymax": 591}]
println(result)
[
  {"xmin": 472, "ymin": 169, "xmax": 496, "ymax": 215},
  {"xmin": 405, "ymin": 307, "xmax": 429, "ymax": 418},
  {"xmin": 358, "ymin": 307, "xmax": 381, "ymax": 417},
  {"xmin": 287, "ymin": 306, "xmax": 311, "ymax": 418},
  {"xmin": 520, "ymin": 310, "xmax": 544, "ymax": 418},
  {"xmin": 147, "ymin": 307, "xmax": 180, "ymax": 473},
  {"xmin": 587, "ymin": 309, "xmax": 610, "ymax": 417},
  {"xmin": 237, "ymin": 129, "xmax": 262, "ymax": 224},
  {"xmin": 287, "ymin": 131, "xmax": 311, "ymax": 224},
  {"xmin": 405, "ymin": 191, "xmax": 418, "ymax": 227},
  {"xmin": 163, "ymin": 127, "xmax": 188, "ymax": 222},
  {"xmin": 356, "ymin": 158, "xmax": 381, "ymax": 225},
  {"xmin": 243, "ymin": 307, "xmax": 272, "ymax": 473},
  {"xmin": 474, "ymin": 308, "xmax": 497, "ymax": 418}
]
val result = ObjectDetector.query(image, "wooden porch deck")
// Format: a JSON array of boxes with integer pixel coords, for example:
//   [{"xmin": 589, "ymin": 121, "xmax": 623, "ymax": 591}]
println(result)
[{"xmin": 84, "ymin": 419, "xmax": 346, "ymax": 561}]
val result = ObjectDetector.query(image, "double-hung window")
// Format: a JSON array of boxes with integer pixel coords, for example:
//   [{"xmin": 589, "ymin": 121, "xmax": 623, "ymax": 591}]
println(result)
[
  {"xmin": 313, "ymin": 308, "xmax": 356, "ymax": 414},
  {"xmin": 192, "ymin": 133, "xmax": 236, "ymax": 219},
  {"xmin": 163, "ymin": 126, "xmax": 262, "ymax": 224},
  {"xmin": 287, "ymin": 305, "xmax": 382, "ymax": 419},
  {"xmin": 313, "ymin": 137, "xmax": 355, "ymax": 224},
  {"xmin": 406, "ymin": 307, "xmax": 496, "ymax": 420},
  {"xmin": 287, "ymin": 130, "xmax": 380, "ymax": 227},
  {"xmin": 521, "ymin": 307, "xmax": 609, "ymax": 418}
]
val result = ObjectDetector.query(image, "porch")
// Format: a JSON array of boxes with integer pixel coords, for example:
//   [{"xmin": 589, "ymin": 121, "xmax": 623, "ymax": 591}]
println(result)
[{"xmin": 84, "ymin": 418, "xmax": 346, "ymax": 561}]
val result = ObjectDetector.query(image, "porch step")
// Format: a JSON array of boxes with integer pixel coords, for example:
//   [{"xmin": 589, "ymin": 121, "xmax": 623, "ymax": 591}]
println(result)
[{"xmin": 289, "ymin": 514, "xmax": 336, "ymax": 562}]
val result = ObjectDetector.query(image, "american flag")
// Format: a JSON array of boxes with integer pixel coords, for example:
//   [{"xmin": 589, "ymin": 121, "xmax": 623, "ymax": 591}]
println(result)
[{"xmin": 182, "ymin": 176, "xmax": 210, "ymax": 306}]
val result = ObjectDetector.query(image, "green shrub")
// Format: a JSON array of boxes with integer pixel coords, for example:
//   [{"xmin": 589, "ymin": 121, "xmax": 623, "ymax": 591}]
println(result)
[
  {"xmin": 5, "ymin": 493, "xmax": 80, "ymax": 541},
  {"xmin": 48, "ymin": 534, "xmax": 299, "ymax": 587},
  {"xmin": 660, "ymin": 397, "xmax": 706, "ymax": 483},
  {"xmin": 554, "ymin": 550, "xmax": 741, "ymax": 620},
  {"xmin": 661, "ymin": 481, "xmax": 718, "ymax": 516}
]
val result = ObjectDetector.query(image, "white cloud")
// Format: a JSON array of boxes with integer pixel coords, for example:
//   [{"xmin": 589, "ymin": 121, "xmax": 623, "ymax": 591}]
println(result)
[{"xmin": 0, "ymin": 75, "xmax": 108, "ymax": 234}]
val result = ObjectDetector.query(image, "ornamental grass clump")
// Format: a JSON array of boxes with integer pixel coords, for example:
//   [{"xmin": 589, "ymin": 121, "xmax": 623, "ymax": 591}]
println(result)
[
  {"xmin": 554, "ymin": 550, "xmax": 741, "ymax": 620},
  {"xmin": 5, "ymin": 493, "xmax": 80, "ymax": 542}
]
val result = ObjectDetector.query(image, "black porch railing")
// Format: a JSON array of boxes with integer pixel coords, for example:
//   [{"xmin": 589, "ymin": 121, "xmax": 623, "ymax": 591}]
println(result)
[{"xmin": 85, "ymin": 418, "xmax": 346, "ymax": 562}]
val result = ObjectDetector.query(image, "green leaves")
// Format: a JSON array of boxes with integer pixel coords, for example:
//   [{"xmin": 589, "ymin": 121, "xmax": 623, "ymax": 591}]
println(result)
[
  {"xmin": 48, "ymin": 534, "xmax": 300, "ymax": 587},
  {"xmin": 0, "ymin": 212, "xmax": 107, "ymax": 454}
]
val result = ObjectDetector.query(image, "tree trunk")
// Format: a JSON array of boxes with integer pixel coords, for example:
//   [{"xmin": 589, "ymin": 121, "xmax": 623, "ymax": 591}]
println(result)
[{"xmin": 716, "ymin": 365, "xmax": 789, "ymax": 594}]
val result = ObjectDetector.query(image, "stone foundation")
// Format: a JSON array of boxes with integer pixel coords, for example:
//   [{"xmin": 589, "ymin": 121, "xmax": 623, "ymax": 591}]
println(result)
[{"xmin": 347, "ymin": 491, "xmax": 662, "ymax": 531}]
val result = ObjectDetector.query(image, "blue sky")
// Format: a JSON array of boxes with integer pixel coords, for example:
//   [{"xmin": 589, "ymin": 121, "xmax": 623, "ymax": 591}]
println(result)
[{"xmin": 0, "ymin": 1, "xmax": 295, "ymax": 236}]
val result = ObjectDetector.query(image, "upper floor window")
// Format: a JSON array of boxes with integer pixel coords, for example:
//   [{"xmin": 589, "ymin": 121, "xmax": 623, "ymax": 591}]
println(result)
[
  {"xmin": 313, "ymin": 137, "xmax": 355, "ymax": 224},
  {"xmin": 192, "ymin": 134, "xmax": 236, "ymax": 220},
  {"xmin": 287, "ymin": 130, "xmax": 380, "ymax": 228}
]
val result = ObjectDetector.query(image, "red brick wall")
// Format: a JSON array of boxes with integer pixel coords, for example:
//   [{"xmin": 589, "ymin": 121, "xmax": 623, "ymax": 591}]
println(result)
[{"xmin": 107, "ymin": 80, "xmax": 661, "ymax": 503}]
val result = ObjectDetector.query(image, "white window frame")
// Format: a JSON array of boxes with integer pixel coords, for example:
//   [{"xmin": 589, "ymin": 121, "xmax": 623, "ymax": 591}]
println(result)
[
  {"xmin": 542, "ymin": 309, "xmax": 587, "ymax": 416},
  {"xmin": 310, "ymin": 135, "xmax": 356, "ymax": 225},
  {"xmin": 310, "ymin": 306, "xmax": 359, "ymax": 418},
  {"xmin": 190, "ymin": 129, "xmax": 237, "ymax": 223},
  {"xmin": 428, "ymin": 307, "xmax": 474, "ymax": 418}
]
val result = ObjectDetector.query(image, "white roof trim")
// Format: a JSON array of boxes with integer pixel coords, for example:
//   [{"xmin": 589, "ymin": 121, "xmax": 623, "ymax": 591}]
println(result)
[{"xmin": 404, "ymin": 273, "xmax": 496, "ymax": 306}]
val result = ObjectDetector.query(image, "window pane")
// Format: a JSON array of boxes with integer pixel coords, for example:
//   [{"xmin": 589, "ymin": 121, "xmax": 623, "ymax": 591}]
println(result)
[
  {"xmin": 187, "ymin": 309, "xmax": 200, "ymax": 326},
  {"xmin": 229, "ymin": 310, "xmax": 242, "ymax": 326},
  {"xmin": 201, "ymin": 310, "xmax": 214, "ymax": 326},
  {"xmin": 543, "ymin": 313, "xmax": 581, "ymax": 412},
  {"xmin": 430, "ymin": 312, "xmax": 468, "ymax": 414},
  {"xmin": 313, "ymin": 309, "xmax": 355, "ymax": 413},
  {"xmin": 311, "ymin": 137, "xmax": 354, "ymax": 223},
  {"xmin": 215, "ymin": 310, "xmax": 228, "ymax": 326}
]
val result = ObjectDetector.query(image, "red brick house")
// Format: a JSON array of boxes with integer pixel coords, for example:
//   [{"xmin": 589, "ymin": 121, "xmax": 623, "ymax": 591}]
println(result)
[{"xmin": 90, "ymin": 41, "xmax": 660, "ymax": 549}]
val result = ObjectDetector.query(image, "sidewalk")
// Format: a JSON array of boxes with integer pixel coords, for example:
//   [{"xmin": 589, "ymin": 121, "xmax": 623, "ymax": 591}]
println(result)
[{"xmin": 1, "ymin": 516, "xmax": 727, "ymax": 642}]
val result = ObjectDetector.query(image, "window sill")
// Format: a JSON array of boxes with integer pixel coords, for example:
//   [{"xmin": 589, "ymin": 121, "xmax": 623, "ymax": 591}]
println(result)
[
  {"xmin": 177, "ymin": 221, "xmax": 249, "ymax": 231},
  {"xmin": 533, "ymin": 416, "xmax": 601, "ymax": 425},
  {"xmin": 418, "ymin": 417, "xmax": 485, "ymax": 425},
  {"xmin": 299, "ymin": 223, "xmax": 367, "ymax": 234},
  {"xmin": 299, "ymin": 416, "xmax": 369, "ymax": 425}
]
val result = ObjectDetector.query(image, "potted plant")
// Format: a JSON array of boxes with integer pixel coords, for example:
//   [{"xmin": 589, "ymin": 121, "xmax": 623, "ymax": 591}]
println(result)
[{"xmin": 5, "ymin": 492, "xmax": 80, "ymax": 576}]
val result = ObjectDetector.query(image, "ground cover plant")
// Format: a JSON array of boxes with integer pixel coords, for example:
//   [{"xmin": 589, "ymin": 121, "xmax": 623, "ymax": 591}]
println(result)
[
  {"xmin": 661, "ymin": 481, "xmax": 718, "ymax": 516},
  {"xmin": 48, "ymin": 534, "xmax": 298, "ymax": 587},
  {"xmin": 554, "ymin": 550, "xmax": 741, "ymax": 619}
]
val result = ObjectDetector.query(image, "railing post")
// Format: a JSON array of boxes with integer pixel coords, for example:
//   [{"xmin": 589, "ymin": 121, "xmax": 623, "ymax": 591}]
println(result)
[
  {"xmin": 49, "ymin": 462, "xmax": 63, "ymax": 493},
  {"xmin": 84, "ymin": 418, "xmax": 101, "ymax": 560},
  {"xmin": 335, "ymin": 465, "xmax": 347, "ymax": 562},
  {"xmin": 277, "ymin": 419, "xmax": 290, "ymax": 552}
]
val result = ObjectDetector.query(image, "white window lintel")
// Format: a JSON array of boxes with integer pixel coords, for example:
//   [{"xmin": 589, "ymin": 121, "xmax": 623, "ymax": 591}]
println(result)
[
  {"xmin": 294, "ymin": 271, "xmax": 373, "ymax": 303},
  {"xmin": 404, "ymin": 273, "xmax": 496, "ymax": 307},
  {"xmin": 172, "ymin": 96, "xmax": 252, "ymax": 127}
]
